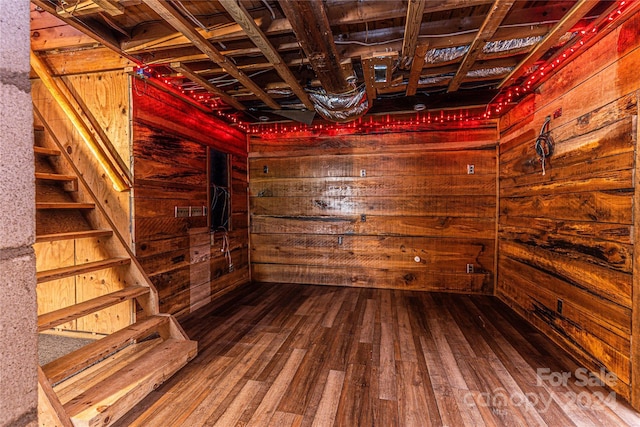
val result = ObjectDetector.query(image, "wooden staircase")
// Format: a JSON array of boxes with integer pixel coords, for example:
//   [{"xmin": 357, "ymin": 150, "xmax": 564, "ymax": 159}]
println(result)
[{"xmin": 34, "ymin": 123, "xmax": 197, "ymax": 427}]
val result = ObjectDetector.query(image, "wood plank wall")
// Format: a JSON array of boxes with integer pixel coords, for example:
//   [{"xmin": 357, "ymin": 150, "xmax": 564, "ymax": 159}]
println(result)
[
  {"xmin": 249, "ymin": 128, "xmax": 498, "ymax": 293},
  {"xmin": 497, "ymin": 13, "xmax": 640, "ymax": 403},
  {"xmin": 131, "ymin": 83, "xmax": 250, "ymax": 318}
]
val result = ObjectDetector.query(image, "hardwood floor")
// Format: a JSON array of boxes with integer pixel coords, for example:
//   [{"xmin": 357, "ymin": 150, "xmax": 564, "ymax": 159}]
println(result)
[{"xmin": 114, "ymin": 283, "xmax": 640, "ymax": 426}]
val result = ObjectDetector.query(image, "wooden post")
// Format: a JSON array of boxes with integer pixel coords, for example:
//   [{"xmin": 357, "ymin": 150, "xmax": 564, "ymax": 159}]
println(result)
[
  {"xmin": 631, "ymin": 108, "xmax": 640, "ymax": 409},
  {"xmin": 494, "ymin": 130, "xmax": 500, "ymax": 296}
]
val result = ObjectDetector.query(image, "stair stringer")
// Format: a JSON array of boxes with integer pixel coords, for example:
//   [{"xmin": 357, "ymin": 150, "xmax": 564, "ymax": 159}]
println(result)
[{"xmin": 34, "ymin": 105, "xmax": 162, "ymax": 316}]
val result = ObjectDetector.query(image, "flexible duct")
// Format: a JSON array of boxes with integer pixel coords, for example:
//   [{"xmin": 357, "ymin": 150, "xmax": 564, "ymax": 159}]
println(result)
[{"xmin": 309, "ymin": 85, "xmax": 369, "ymax": 122}]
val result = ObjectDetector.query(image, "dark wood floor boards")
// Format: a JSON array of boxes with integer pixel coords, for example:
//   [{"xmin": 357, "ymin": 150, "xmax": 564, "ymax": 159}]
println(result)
[{"xmin": 114, "ymin": 283, "xmax": 640, "ymax": 426}]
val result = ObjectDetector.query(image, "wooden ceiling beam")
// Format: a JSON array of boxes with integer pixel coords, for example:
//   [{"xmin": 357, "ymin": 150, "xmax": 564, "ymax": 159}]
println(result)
[
  {"xmin": 56, "ymin": 0, "xmax": 124, "ymax": 17},
  {"xmin": 31, "ymin": 25, "xmax": 99, "ymax": 52},
  {"xmin": 185, "ymin": 57, "xmax": 308, "ymax": 77},
  {"xmin": 124, "ymin": 13, "xmax": 273, "ymax": 53},
  {"xmin": 499, "ymin": 0, "xmax": 598, "ymax": 89},
  {"xmin": 126, "ymin": 0, "xmax": 494, "ymax": 54},
  {"xmin": 93, "ymin": 0, "xmax": 125, "ymax": 15},
  {"xmin": 170, "ymin": 62, "xmax": 246, "ymax": 111},
  {"xmin": 34, "ymin": 47, "xmax": 134, "ymax": 76},
  {"xmin": 173, "ymin": 44, "xmax": 519, "ymax": 80},
  {"xmin": 336, "ymin": 25, "xmax": 549, "ymax": 64},
  {"xmin": 337, "ymin": 3, "xmax": 559, "ymax": 52},
  {"xmin": 279, "ymin": 0, "xmax": 350, "ymax": 94},
  {"xmin": 31, "ymin": 0, "xmax": 137, "ymax": 63},
  {"xmin": 360, "ymin": 57, "xmax": 377, "ymax": 107},
  {"xmin": 406, "ymin": 43, "xmax": 429, "ymax": 96},
  {"xmin": 401, "ymin": 0, "xmax": 426, "ymax": 69},
  {"xmin": 448, "ymin": 0, "xmax": 516, "ymax": 92},
  {"xmin": 57, "ymin": 0, "xmax": 100, "ymax": 17},
  {"xmin": 218, "ymin": 0, "xmax": 314, "ymax": 110},
  {"xmin": 142, "ymin": 0, "xmax": 280, "ymax": 110},
  {"xmin": 326, "ymin": 0, "xmax": 491, "ymax": 25}
]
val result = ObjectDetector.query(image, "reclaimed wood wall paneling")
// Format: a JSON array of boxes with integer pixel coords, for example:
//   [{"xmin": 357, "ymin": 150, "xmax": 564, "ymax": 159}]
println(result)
[
  {"xmin": 250, "ymin": 131, "xmax": 498, "ymax": 293},
  {"xmin": 132, "ymin": 84, "xmax": 249, "ymax": 317},
  {"xmin": 497, "ymin": 14, "xmax": 640, "ymax": 403}
]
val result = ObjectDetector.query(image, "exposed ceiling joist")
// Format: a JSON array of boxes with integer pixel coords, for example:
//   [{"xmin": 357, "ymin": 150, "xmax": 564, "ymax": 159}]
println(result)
[
  {"xmin": 360, "ymin": 57, "xmax": 377, "ymax": 107},
  {"xmin": 448, "ymin": 0, "xmax": 516, "ymax": 92},
  {"xmin": 29, "ymin": 0, "xmax": 631, "ymax": 122},
  {"xmin": 142, "ymin": 0, "xmax": 281, "ymax": 110},
  {"xmin": 31, "ymin": 0, "xmax": 136, "ymax": 62},
  {"xmin": 92, "ymin": 0, "xmax": 125, "ymax": 15},
  {"xmin": 125, "ymin": 0, "xmax": 494, "ymax": 54},
  {"xmin": 56, "ymin": 0, "xmax": 124, "ymax": 17},
  {"xmin": 401, "ymin": 0, "xmax": 426, "ymax": 69},
  {"xmin": 188, "ymin": 57, "xmax": 308, "ymax": 78},
  {"xmin": 499, "ymin": 0, "xmax": 598, "ymax": 88},
  {"xmin": 406, "ymin": 43, "xmax": 429, "ymax": 96},
  {"xmin": 218, "ymin": 0, "xmax": 314, "ymax": 110},
  {"xmin": 170, "ymin": 62, "xmax": 246, "ymax": 111},
  {"xmin": 279, "ymin": 0, "xmax": 350, "ymax": 94}
]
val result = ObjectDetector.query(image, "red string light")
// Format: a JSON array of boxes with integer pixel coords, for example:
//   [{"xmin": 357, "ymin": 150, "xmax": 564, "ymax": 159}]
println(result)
[{"xmin": 134, "ymin": 0, "xmax": 631, "ymax": 136}]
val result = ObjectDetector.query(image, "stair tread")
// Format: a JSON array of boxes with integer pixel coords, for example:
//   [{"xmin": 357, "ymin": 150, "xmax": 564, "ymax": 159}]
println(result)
[
  {"xmin": 34, "ymin": 146, "xmax": 61, "ymax": 156},
  {"xmin": 35, "ymin": 172, "xmax": 77, "ymax": 182},
  {"xmin": 43, "ymin": 315, "xmax": 170, "ymax": 385},
  {"xmin": 36, "ymin": 202, "xmax": 95, "ymax": 210},
  {"xmin": 64, "ymin": 338, "xmax": 197, "ymax": 425},
  {"xmin": 36, "ymin": 229, "xmax": 113, "ymax": 243},
  {"xmin": 37, "ymin": 257, "xmax": 131, "ymax": 284},
  {"xmin": 38, "ymin": 285, "xmax": 148, "ymax": 332}
]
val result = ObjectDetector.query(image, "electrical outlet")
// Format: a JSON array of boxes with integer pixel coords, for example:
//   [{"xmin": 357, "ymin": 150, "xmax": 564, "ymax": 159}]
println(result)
[
  {"xmin": 360, "ymin": 169, "xmax": 366, "ymax": 177},
  {"xmin": 175, "ymin": 206, "xmax": 190, "ymax": 218},
  {"xmin": 263, "ymin": 165, "xmax": 269, "ymax": 174},
  {"xmin": 466, "ymin": 264, "xmax": 474, "ymax": 273},
  {"xmin": 361, "ymin": 214, "xmax": 366, "ymax": 222},
  {"xmin": 557, "ymin": 299, "xmax": 563, "ymax": 314},
  {"xmin": 467, "ymin": 164, "xmax": 475, "ymax": 174},
  {"xmin": 338, "ymin": 236, "xmax": 343, "ymax": 245},
  {"xmin": 190, "ymin": 206, "xmax": 206, "ymax": 217}
]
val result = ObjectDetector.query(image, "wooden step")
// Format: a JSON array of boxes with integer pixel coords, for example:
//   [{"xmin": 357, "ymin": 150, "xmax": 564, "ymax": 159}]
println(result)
[
  {"xmin": 38, "ymin": 286, "xmax": 149, "ymax": 332},
  {"xmin": 37, "ymin": 257, "xmax": 131, "ymax": 284},
  {"xmin": 36, "ymin": 202, "xmax": 95, "ymax": 210},
  {"xmin": 34, "ymin": 146, "xmax": 61, "ymax": 156},
  {"xmin": 36, "ymin": 172, "xmax": 78, "ymax": 192},
  {"xmin": 64, "ymin": 338, "xmax": 197, "ymax": 427},
  {"xmin": 43, "ymin": 315, "xmax": 170, "ymax": 384},
  {"xmin": 35, "ymin": 172, "xmax": 77, "ymax": 182},
  {"xmin": 36, "ymin": 229, "xmax": 112, "ymax": 243}
]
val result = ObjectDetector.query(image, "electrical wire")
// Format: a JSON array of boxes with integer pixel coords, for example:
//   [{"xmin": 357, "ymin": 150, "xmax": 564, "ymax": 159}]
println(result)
[
  {"xmin": 216, "ymin": 69, "xmax": 273, "ymax": 87},
  {"xmin": 210, "ymin": 185, "xmax": 230, "ymax": 230},
  {"xmin": 534, "ymin": 116, "xmax": 554, "ymax": 176},
  {"xmin": 333, "ymin": 15, "xmax": 601, "ymax": 48},
  {"xmin": 171, "ymin": 0, "xmax": 209, "ymax": 32},
  {"xmin": 220, "ymin": 230, "xmax": 234, "ymax": 272},
  {"xmin": 260, "ymin": 0, "xmax": 276, "ymax": 20},
  {"xmin": 334, "ymin": 37, "xmax": 404, "ymax": 47}
]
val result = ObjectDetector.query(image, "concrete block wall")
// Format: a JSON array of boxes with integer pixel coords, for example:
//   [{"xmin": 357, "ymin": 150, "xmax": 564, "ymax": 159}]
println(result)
[{"xmin": 0, "ymin": 2, "xmax": 38, "ymax": 426}]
